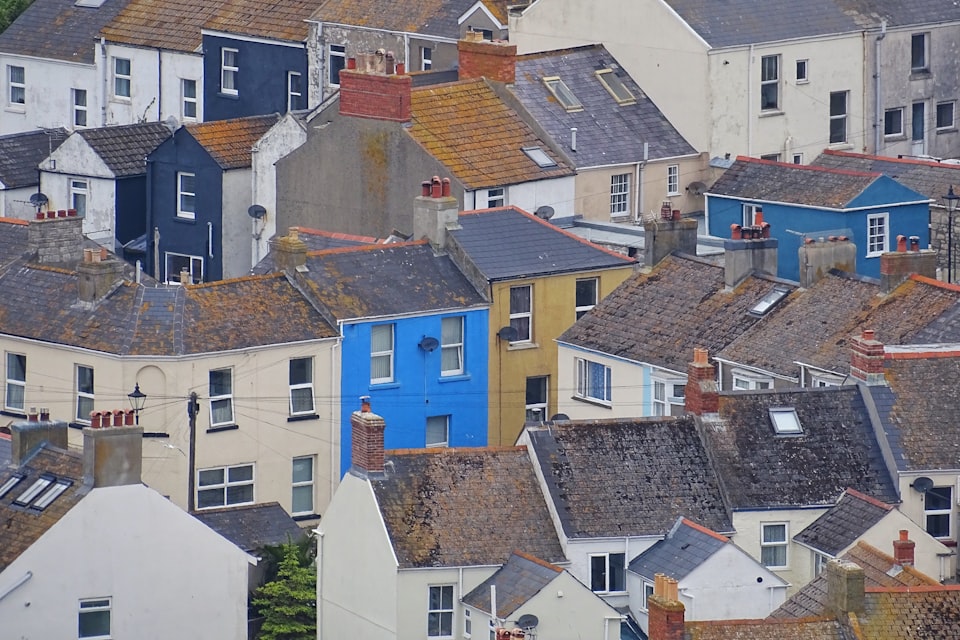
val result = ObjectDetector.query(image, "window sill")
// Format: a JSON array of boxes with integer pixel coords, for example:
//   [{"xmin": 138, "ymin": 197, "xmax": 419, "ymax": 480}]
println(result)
[
  {"xmin": 173, "ymin": 216, "xmax": 197, "ymax": 224},
  {"xmin": 292, "ymin": 513, "xmax": 320, "ymax": 521},
  {"xmin": 369, "ymin": 381, "xmax": 400, "ymax": 390},
  {"xmin": 865, "ymin": 251, "xmax": 884, "ymax": 259},
  {"xmin": 910, "ymin": 70, "xmax": 931, "ymax": 80},
  {"xmin": 884, "ymin": 134, "xmax": 907, "ymax": 141},
  {"xmin": 796, "ymin": 79, "xmax": 809, "ymax": 85},
  {"xmin": 936, "ymin": 127, "xmax": 958, "ymax": 135},
  {"xmin": 438, "ymin": 373, "xmax": 471, "ymax": 383},
  {"xmin": 759, "ymin": 109, "xmax": 784, "ymax": 118},
  {"xmin": 110, "ymin": 97, "xmax": 132, "ymax": 104},
  {"xmin": 507, "ymin": 341, "xmax": 539, "ymax": 351},
  {"xmin": 287, "ymin": 413, "xmax": 319, "ymax": 423},
  {"xmin": 142, "ymin": 431, "xmax": 171, "ymax": 438},
  {"xmin": 206, "ymin": 424, "xmax": 239, "ymax": 433},
  {"xmin": 666, "ymin": 192, "xmax": 681, "ymax": 198},
  {"xmin": 610, "ymin": 214, "xmax": 631, "ymax": 222},
  {"xmin": 4, "ymin": 106, "xmax": 25, "ymax": 114},
  {"xmin": 0, "ymin": 409, "xmax": 27, "ymax": 419},
  {"xmin": 572, "ymin": 395, "xmax": 613, "ymax": 409},
  {"xmin": 68, "ymin": 422, "xmax": 90, "ymax": 430},
  {"xmin": 218, "ymin": 92, "xmax": 239, "ymax": 100},
  {"xmin": 827, "ymin": 143, "xmax": 854, "ymax": 151}
]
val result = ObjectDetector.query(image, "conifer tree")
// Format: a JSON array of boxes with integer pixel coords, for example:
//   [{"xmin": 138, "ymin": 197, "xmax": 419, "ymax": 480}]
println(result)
[{"xmin": 252, "ymin": 543, "xmax": 316, "ymax": 640}]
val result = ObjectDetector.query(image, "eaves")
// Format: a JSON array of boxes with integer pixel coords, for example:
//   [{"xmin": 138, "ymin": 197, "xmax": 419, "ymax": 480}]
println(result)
[{"xmin": 707, "ymin": 192, "xmax": 933, "ymax": 214}]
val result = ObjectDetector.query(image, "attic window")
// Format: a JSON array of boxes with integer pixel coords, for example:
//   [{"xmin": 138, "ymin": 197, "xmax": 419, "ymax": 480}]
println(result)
[
  {"xmin": 749, "ymin": 286, "xmax": 790, "ymax": 317},
  {"xmin": 543, "ymin": 77, "xmax": 583, "ymax": 112},
  {"xmin": 74, "ymin": 0, "xmax": 108, "ymax": 6},
  {"xmin": 522, "ymin": 146, "xmax": 557, "ymax": 168},
  {"xmin": 0, "ymin": 473, "xmax": 25, "ymax": 499},
  {"xmin": 595, "ymin": 69, "xmax": 636, "ymax": 105},
  {"xmin": 13, "ymin": 474, "xmax": 54, "ymax": 506},
  {"xmin": 769, "ymin": 407, "xmax": 802, "ymax": 435},
  {"xmin": 31, "ymin": 479, "xmax": 72, "ymax": 510}
]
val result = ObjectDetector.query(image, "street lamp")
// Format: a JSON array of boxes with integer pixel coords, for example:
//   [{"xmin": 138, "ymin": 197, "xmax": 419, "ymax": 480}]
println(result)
[
  {"xmin": 127, "ymin": 383, "xmax": 146, "ymax": 425},
  {"xmin": 943, "ymin": 186, "xmax": 959, "ymax": 283}
]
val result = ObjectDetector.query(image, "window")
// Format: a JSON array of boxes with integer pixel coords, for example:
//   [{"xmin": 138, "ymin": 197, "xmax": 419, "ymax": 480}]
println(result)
[
  {"xmin": 867, "ymin": 212, "xmax": 888, "ymax": 257},
  {"xmin": 595, "ymin": 69, "xmax": 635, "ymax": 105},
  {"xmin": 73, "ymin": 89, "xmax": 87, "ymax": 127},
  {"xmin": 5, "ymin": 353, "xmax": 25, "ymax": 413},
  {"xmin": 182, "ymin": 79, "xmax": 197, "ymax": 120},
  {"xmin": 508, "ymin": 285, "xmax": 532, "ymax": 343},
  {"xmin": 291, "ymin": 456, "xmax": 314, "ymax": 515},
  {"xmin": 610, "ymin": 173, "xmax": 630, "ymax": 217},
  {"xmin": 221, "ymin": 48, "xmax": 238, "ymax": 95},
  {"xmin": 749, "ymin": 286, "xmax": 790, "ymax": 316},
  {"xmin": 742, "ymin": 203, "xmax": 762, "ymax": 227},
  {"xmin": 177, "ymin": 172, "xmax": 196, "ymax": 219},
  {"xmin": 829, "ymin": 91, "xmax": 848, "ymax": 144},
  {"xmin": 652, "ymin": 378, "xmax": 685, "ymax": 416},
  {"xmin": 525, "ymin": 376, "xmax": 548, "ymax": 422},
  {"xmin": 421, "ymin": 46, "xmax": 432, "ymax": 71},
  {"xmin": 76, "ymin": 365, "xmax": 94, "ymax": 423},
  {"xmin": 0, "ymin": 474, "xmax": 24, "ymax": 499},
  {"xmin": 796, "ymin": 59, "xmax": 808, "ymax": 83},
  {"xmin": 792, "ymin": 153, "xmax": 803, "ymax": 165},
  {"xmin": 937, "ymin": 101, "xmax": 955, "ymax": 130},
  {"xmin": 427, "ymin": 585, "xmax": 454, "ymax": 638},
  {"xmin": 925, "ymin": 486, "xmax": 952, "ymax": 538},
  {"xmin": 575, "ymin": 278, "xmax": 598, "ymax": 320},
  {"xmin": 468, "ymin": 27, "xmax": 493, "ymax": 40},
  {"xmin": 732, "ymin": 369, "xmax": 771, "ymax": 390},
  {"xmin": 760, "ymin": 153, "xmax": 781, "ymax": 162},
  {"xmin": 913, "ymin": 102, "xmax": 926, "ymax": 142},
  {"xmin": 640, "ymin": 580, "xmax": 655, "ymax": 611},
  {"xmin": 289, "ymin": 357, "xmax": 314, "ymax": 415},
  {"xmin": 440, "ymin": 316, "xmax": 464, "ymax": 376},
  {"xmin": 769, "ymin": 407, "xmax": 802, "ymax": 434},
  {"xmin": 426, "ymin": 415, "xmax": 449, "ymax": 448},
  {"xmin": 329, "ymin": 44, "xmax": 346, "ymax": 86},
  {"xmin": 811, "ymin": 372, "xmax": 844, "ymax": 388},
  {"xmin": 760, "ymin": 55, "xmax": 779, "ymax": 111},
  {"xmin": 113, "ymin": 57, "xmax": 130, "ymax": 98},
  {"xmin": 590, "ymin": 552, "xmax": 625, "ymax": 593},
  {"xmin": 78, "ymin": 598, "xmax": 111, "ymax": 639},
  {"xmin": 885, "ymin": 107, "xmax": 904, "ymax": 137},
  {"xmin": 911, "ymin": 33, "xmax": 929, "ymax": 73},
  {"xmin": 371, "ymin": 324, "xmax": 394, "ymax": 383},
  {"xmin": 165, "ymin": 253, "xmax": 203, "ymax": 285},
  {"xmin": 667, "ymin": 164, "xmax": 680, "ymax": 196},
  {"xmin": 197, "ymin": 463, "xmax": 254, "ymax": 508},
  {"xmin": 8, "ymin": 65, "xmax": 24, "ymax": 106},
  {"xmin": 209, "ymin": 368, "xmax": 234, "ymax": 426},
  {"xmin": 543, "ymin": 76, "xmax": 583, "ymax": 112},
  {"xmin": 14, "ymin": 475, "xmax": 52, "ymax": 506},
  {"xmin": 287, "ymin": 71, "xmax": 302, "ymax": 112},
  {"xmin": 813, "ymin": 551, "xmax": 831, "ymax": 576},
  {"xmin": 70, "ymin": 179, "xmax": 87, "ymax": 217},
  {"xmin": 576, "ymin": 358, "xmax": 612, "ymax": 403},
  {"xmin": 32, "ymin": 478, "xmax": 71, "ymax": 510},
  {"xmin": 484, "ymin": 187, "xmax": 504, "ymax": 208},
  {"xmin": 464, "ymin": 609, "xmax": 471, "ymax": 638},
  {"xmin": 522, "ymin": 146, "xmax": 557, "ymax": 168},
  {"xmin": 761, "ymin": 523, "xmax": 788, "ymax": 568}
]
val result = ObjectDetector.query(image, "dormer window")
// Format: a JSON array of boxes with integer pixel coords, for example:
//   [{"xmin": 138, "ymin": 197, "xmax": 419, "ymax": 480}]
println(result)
[
  {"xmin": 543, "ymin": 77, "xmax": 582, "ymax": 112},
  {"xmin": 522, "ymin": 146, "xmax": 557, "ymax": 168},
  {"xmin": 595, "ymin": 69, "xmax": 635, "ymax": 105},
  {"xmin": 769, "ymin": 407, "xmax": 802, "ymax": 435}
]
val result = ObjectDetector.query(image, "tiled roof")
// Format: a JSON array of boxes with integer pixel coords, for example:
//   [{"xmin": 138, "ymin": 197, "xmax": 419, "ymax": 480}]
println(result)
[
  {"xmin": 100, "ymin": 0, "xmax": 227, "ymax": 52},
  {"xmin": 560, "ymin": 254, "xmax": 794, "ymax": 374},
  {"xmin": 202, "ymin": 0, "xmax": 315, "ymax": 41},
  {"xmin": 628, "ymin": 517, "xmax": 728, "ymax": 581},
  {"xmin": 718, "ymin": 273, "xmax": 960, "ymax": 378},
  {"xmin": 684, "ymin": 618, "xmax": 847, "ymax": 640},
  {"xmin": 0, "ymin": 442, "xmax": 86, "ymax": 571},
  {"xmin": 186, "ymin": 114, "xmax": 280, "ymax": 170},
  {"xmin": 0, "ymin": 129, "xmax": 68, "ymax": 189},
  {"xmin": 512, "ymin": 45, "xmax": 697, "ymax": 167},
  {"xmin": 310, "ymin": 0, "xmax": 508, "ymax": 37},
  {"xmin": 448, "ymin": 207, "xmax": 634, "ymax": 282},
  {"xmin": 408, "ymin": 78, "xmax": 573, "ymax": 189},
  {"xmin": 812, "ymin": 150, "xmax": 960, "ymax": 207},
  {"xmin": 0, "ymin": 218, "xmax": 30, "ymax": 272},
  {"xmin": 856, "ymin": 587, "xmax": 960, "ymax": 639},
  {"xmin": 296, "ymin": 241, "xmax": 487, "ymax": 320},
  {"xmin": 76, "ymin": 122, "xmax": 173, "ymax": 178},
  {"xmin": 0, "ymin": 0, "xmax": 131, "ymax": 63},
  {"xmin": 251, "ymin": 227, "xmax": 382, "ymax": 274},
  {"xmin": 526, "ymin": 417, "xmax": 732, "ymax": 539},
  {"xmin": 193, "ymin": 502, "xmax": 305, "ymax": 552},
  {"xmin": 794, "ymin": 489, "xmax": 894, "ymax": 556},
  {"xmin": 701, "ymin": 387, "xmax": 899, "ymax": 509},
  {"xmin": 461, "ymin": 551, "xmax": 562, "ymax": 618},
  {"xmin": 371, "ymin": 447, "xmax": 566, "ymax": 568}
]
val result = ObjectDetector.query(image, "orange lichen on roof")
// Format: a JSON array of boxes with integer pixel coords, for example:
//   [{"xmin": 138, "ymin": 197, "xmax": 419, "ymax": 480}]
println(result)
[
  {"xmin": 294, "ymin": 226, "xmax": 382, "ymax": 243},
  {"xmin": 310, "ymin": 0, "xmax": 446, "ymax": 32},
  {"xmin": 187, "ymin": 114, "xmax": 280, "ymax": 169},
  {"xmin": 203, "ymin": 0, "xmax": 315, "ymax": 41},
  {"xmin": 681, "ymin": 517, "xmax": 730, "ymax": 542},
  {"xmin": 0, "ymin": 217, "xmax": 29, "ymax": 226},
  {"xmin": 101, "ymin": 0, "xmax": 227, "ymax": 51}
]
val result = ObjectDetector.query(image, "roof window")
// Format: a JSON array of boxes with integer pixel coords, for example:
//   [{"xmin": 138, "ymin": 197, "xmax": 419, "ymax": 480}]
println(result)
[
  {"xmin": 31, "ymin": 479, "xmax": 73, "ymax": 510},
  {"xmin": 522, "ymin": 146, "xmax": 558, "ymax": 168},
  {"xmin": 749, "ymin": 286, "xmax": 790, "ymax": 317},
  {"xmin": 0, "ymin": 473, "xmax": 25, "ymax": 499},
  {"xmin": 14, "ymin": 474, "xmax": 54, "ymax": 506},
  {"xmin": 543, "ymin": 77, "xmax": 583, "ymax": 112},
  {"xmin": 595, "ymin": 69, "xmax": 636, "ymax": 105},
  {"xmin": 769, "ymin": 407, "xmax": 802, "ymax": 435}
]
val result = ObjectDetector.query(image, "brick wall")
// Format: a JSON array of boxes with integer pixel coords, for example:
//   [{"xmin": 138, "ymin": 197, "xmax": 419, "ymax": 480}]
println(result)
[
  {"xmin": 457, "ymin": 37, "xmax": 516, "ymax": 83},
  {"xmin": 685, "ymin": 347, "xmax": 719, "ymax": 414},
  {"xmin": 339, "ymin": 70, "xmax": 412, "ymax": 122},
  {"xmin": 350, "ymin": 407, "xmax": 386, "ymax": 475},
  {"xmin": 28, "ymin": 216, "xmax": 83, "ymax": 264}
]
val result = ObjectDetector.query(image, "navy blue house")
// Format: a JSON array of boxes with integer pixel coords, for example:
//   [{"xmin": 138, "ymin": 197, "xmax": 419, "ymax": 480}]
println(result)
[{"xmin": 707, "ymin": 157, "xmax": 932, "ymax": 281}]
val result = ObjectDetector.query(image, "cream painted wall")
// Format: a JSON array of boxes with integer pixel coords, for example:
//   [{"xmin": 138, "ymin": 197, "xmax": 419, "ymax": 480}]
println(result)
[
  {"xmin": 564, "ymin": 536, "xmax": 659, "ymax": 612},
  {"xmin": 556, "ymin": 346, "xmax": 646, "ymax": 420},
  {"xmin": 896, "ymin": 472, "xmax": 959, "ymax": 577},
  {"xmin": 251, "ymin": 115, "xmax": 307, "ymax": 266},
  {"xmin": 0, "ymin": 484, "xmax": 251, "ymax": 639},
  {"xmin": 507, "ymin": 176, "xmax": 576, "ymax": 217}
]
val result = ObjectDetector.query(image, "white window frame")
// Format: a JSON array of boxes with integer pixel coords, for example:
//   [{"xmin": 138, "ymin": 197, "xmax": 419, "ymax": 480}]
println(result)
[
  {"xmin": 177, "ymin": 171, "xmax": 196, "ymax": 219},
  {"xmin": 792, "ymin": 153, "xmax": 803, "ymax": 165},
  {"xmin": 911, "ymin": 32, "xmax": 929, "ymax": 73},
  {"xmin": 936, "ymin": 101, "xmax": 955, "ymax": 131},
  {"xmin": 221, "ymin": 48, "xmax": 238, "ymax": 95},
  {"xmin": 866, "ymin": 212, "xmax": 888, "ymax": 257},
  {"xmin": 589, "ymin": 552, "xmax": 626, "ymax": 593},
  {"xmin": 811, "ymin": 371, "xmax": 843, "ymax": 387},
  {"xmin": 543, "ymin": 76, "xmax": 583, "ymax": 112},
  {"xmin": 525, "ymin": 375, "xmax": 548, "ymax": 422},
  {"xmin": 576, "ymin": 357, "xmax": 612, "ymax": 404},
  {"xmin": 813, "ymin": 551, "xmax": 832, "ymax": 576},
  {"xmin": 329, "ymin": 44, "xmax": 346, "ymax": 87},
  {"xmin": 421, "ymin": 46, "xmax": 432, "ymax": 71},
  {"xmin": 76, "ymin": 364, "xmax": 94, "ymax": 424},
  {"xmin": 770, "ymin": 407, "xmax": 803, "ymax": 435},
  {"xmin": 463, "ymin": 608, "xmax": 471, "ymax": 638},
  {"xmin": 652, "ymin": 377, "xmax": 685, "ymax": 416},
  {"xmin": 5, "ymin": 352, "xmax": 26, "ymax": 413},
  {"xmin": 508, "ymin": 284, "xmax": 532, "ymax": 343},
  {"xmin": 181, "ymin": 78, "xmax": 197, "ymax": 120},
  {"xmin": 209, "ymin": 367, "xmax": 234, "ymax": 427},
  {"xmin": 795, "ymin": 59, "xmax": 809, "ymax": 84},
  {"xmin": 7, "ymin": 65, "xmax": 24, "ymax": 107},
  {"xmin": 440, "ymin": 316, "xmax": 464, "ymax": 376},
  {"xmin": 197, "ymin": 463, "xmax": 254, "ymax": 509},
  {"xmin": 760, "ymin": 55, "xmax": 780, "ymax": 111},
  {"xmin": 287, "ymin": 71, "xmax": 302, "ymax": 112},
  {"xmin": 427, "ymin": 584, "xmax": 454, "ymax": 638},
  {"xmin": 610, "ymin": 173, "xmax": 630, "ymax": 217},
  {"xmin": 732, "ymin": 368, "xmax": 772, "ymax": 390},
  {"xmin": 165, "ymin": 252, "xmax": 203, "ymax": 285},
  {"xmin": 924, "ymin": 486, "xmax": 952, "ymax": 538},
  {"xmin": 289, "ymin": 357, "xmax": 315, "ymax": 415},
  {"xmin": 113, "ymin": 57, "xmax": 131, "ymax": 99},
  {"xmin": 484, "ymin": 187, "xmax": 504, "ymax": 208},
  {"xmin": 667, "ymin": 164, "xmax": 680, "ymax": 196},
  {"xmin": 575, "ymin": 277, "xmax": 598, "ymax": 320},
  {"xmin": 73, "ymin": 88, "xmax": 87, "ymax": 127},
  {"xmin": 884, "ymin": 107, "xmax": 904, "ymax": 137},
  {"xmin": 426, "ymin": 415, "xmax": 449, "ymax": 448},
  {"xmin": 761, "ymin": 522, "xmax": 789, "ymax": 569},
  {"xmin": 829, "ymin": 90, "xmax": 848, "ymax": 144},
  {"xmin": 291, "ymin": 456, "xmax": 314, "ymax": 516},
  {"xmin": 370, "ymin": 324, "xmax": 395, "ymax": 384},
  {"xmin": 640, "ymin": 579, "xmax": 655, "ymax": 611},
  {"xmin": 742, "ymin": 203, "xmax": 762, "ymax": 227},
  {"xmin": 78, "ymin": 597, "xmax": 111, "ymax": 639},
  {"xmin": 70, "ymin": 179, "xmax": 87, "ymax": 217}
]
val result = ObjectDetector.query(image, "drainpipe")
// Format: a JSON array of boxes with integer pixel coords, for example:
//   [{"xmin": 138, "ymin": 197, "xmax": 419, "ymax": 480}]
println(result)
[
  {"xmin": 747, "ymin": 44, "xmax": 755, "ymax": 157},
  {"xmin": 314, "ymin": 529, "xmax": 324, "ymax": 633},
  {"xmin": 157, "ymin": 47, "xmax": 163, "ymax": 121},
  {"xmin": 403, "ymin": 33, "xmax": 410, "ymax": 73},
  {"xmin": 100, "ymin": 37, "xmax": 108, "ymax": 126},
  {"xmin": 329, "ymin": 334, "xmax": 339, "ymax": 501},
  {"xmin": 0, "ymin": 571, "xmax": 32, "ymax": 604},
  {"xmin": 874, "ymin": 21, "xmax": 887, "ymax": 154}
]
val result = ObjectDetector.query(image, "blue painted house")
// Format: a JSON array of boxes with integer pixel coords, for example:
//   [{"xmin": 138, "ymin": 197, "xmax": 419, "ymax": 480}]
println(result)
[
  {"xmin": 706, "ymin": 157, "xmax": 931, "ymax": 280},
  {"xmin": 201, "ymin": 0, "xmax": 314, "ymax": 121}
]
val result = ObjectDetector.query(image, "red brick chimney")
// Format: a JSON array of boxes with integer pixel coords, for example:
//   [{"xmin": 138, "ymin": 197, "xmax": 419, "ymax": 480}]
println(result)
[
  {"xmin": 685, "ymin": 347, "xmax": 719, "ymax": 415},
  {"xmin": 647, "ymin": 574, "xmax": 685, "ymax": 640},
  {"xmin": 893, "ymin": 529, "xmax": 915, "ymax": 566},
  {"xmin": 879, "ymin": 235, "xmax": 937, "ymax": 293},
  {"xmin": 350, "ymin": 396, "xmax": 386, "ymax": 476},
  {"xmin": 850, "ymin": 329, "xmax": 886, "ymax": 385},
  {"xmin": 339, "ymin": 52, "xmax": 412, "ymax": 122},
  {"xmin": 457, "ymin": 32, "xmax": 516, "ymax": 83}
]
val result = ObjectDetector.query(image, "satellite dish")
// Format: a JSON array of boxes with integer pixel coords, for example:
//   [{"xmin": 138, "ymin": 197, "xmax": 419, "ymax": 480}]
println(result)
[
  {"xmin": 517, "ymin": 614, "xmax": 539, "ymax": 630},
  {"xmin": 535, "ymin": 205, "xmax": 555, "ymax": 220},
  {"xmin": 29, "ymin": 192, "xmax": 49, "ymax": 207},
  {"xmin": 549, "ymin": 414, "xmax": 569, "ymax": 422},
  {"xmin": 686, "ymin": 181, "xmax": 707, "ymax": 196},
  {"xmin": 418, "ymin": 336, "xmax": 440, "ymax": 352},
  {"xmin": 912, "ymin": 477, "xmax": 934, "ymax": 493},
  {"xmin": 163, "ymin": 115, "xmax": 180, "ymax": 135},
  {"xmin": 247, "ymin": 204, "xmax": 267, "ymax": 219},
  {"xmin": 497, "ymin": 326, "xmax": 518, "ymax": 341}
]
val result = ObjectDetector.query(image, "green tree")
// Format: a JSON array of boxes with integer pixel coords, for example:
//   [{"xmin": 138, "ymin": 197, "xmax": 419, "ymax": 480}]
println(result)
[
  {"xmin": 0, "ymin": 0, "xmax": 33, "ymax": 34},
  {"xmin": 252, "ymin": 543, "xmax": 316, "ymax": 640}
]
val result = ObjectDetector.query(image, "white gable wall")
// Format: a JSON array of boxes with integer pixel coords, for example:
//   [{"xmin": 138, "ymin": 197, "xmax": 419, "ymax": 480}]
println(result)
[
  {"xmin": 858, "ymin": 508, "xmax": 955, "ymax": 582},
  {"xmin": 221, "ymin": 167, "xmax": 253, "ymax": 278},
  {"xmin": 0, "ymin": 55, "xmax": 97, "ymax": 135},
  {"xmin": 1, "ymin": 186, "xmax": 40, "ymax": 219}
]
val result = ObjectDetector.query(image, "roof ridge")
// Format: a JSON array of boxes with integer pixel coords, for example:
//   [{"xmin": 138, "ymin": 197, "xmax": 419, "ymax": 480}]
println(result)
[
  {"xmin": 909, "ymin": 272, "xmax": 960, "ymax": 292},
  {"xmin": 841, "ymin": 488, "xmax": 894, "ymax": 511},
  {"xmin": 737, "ymin": 155, "xmax": 881, "ymax": 179},
  {"xmin": 187, "ymin": 272, "xmax": 285, "ymax": 289},
  {"xmin": 386, "ymin": 445, "xmax": 526, "ymax": 456},
  {"xmin": 292, "ymin": 226, "xmax": 381, "ymax": 243},
  {"xmin": 306, "ymin": 239, "xmax": 428, "ymax": 257},
  {"xmin": 823, "ymin": 148, "xmax": 960, "ymax": 170},
  {"xmin": 865, "ymin": 584, "xmax": 960, "ymax": 593},
  {"xmin": 511, "ymin": 549, "xmax": 563, "ymax": 572},
  {"xmin": 680, "ymin": 517, "xmax": 729, "ymax": 542},
  {"xmin": 0, "ymin": 217, "xmax": 29, "ymax": 226}
]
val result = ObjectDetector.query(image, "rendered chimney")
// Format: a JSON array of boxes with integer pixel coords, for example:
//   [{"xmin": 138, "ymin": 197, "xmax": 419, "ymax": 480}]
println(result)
[
  {"xmin": 270, "ymin": 228, "xmax": 308, "ymax": 271},
  {"xmin": 457, "ymin": 33, "xmax": 516, "ymax": 83},
  {"xmin": 724, "ymin": 224, "xmax": 778, "ymax": 288},
  {"xmin": 82, "ymin": 417, "xmax": 144, "ymax": 488},
  {"xmin": 414, "ymin": 176, "xmax": 460, "ymax": 251},
  {"xmin": 338, "ymin": 57, "xmax": 412, "ymax": 122},
  {"xmin": 77, "ymin": 250, "xmax": 126, "ymax": 305},
  {"xmin": 825, "ymin": 560, "xmax": 865, "ymax": 616},
  {"xmin": 647, "ymin": 573, "xmax": 685, "ymax": 640},
  {"xmin": 850, "ymin": 329, "xmax": 886, "ymax": 385},
  {"xmin": 28, "ymin": 214, "xmax": 84, "ymax": 264},
  {"xmin": 10, "ymin": 415, "xmax": 69, "ymax": 466},
  {"xmin": 893, "ymin": 529, "xmax": 915, "ymax": 566},
  {"xmin": 350, "ymin": 396, "xmax": 386, "ymax": 477},
  {"xmin": 684, "ymin": 347, "xmax": 719, "ymax": 415},
  {"xmin": 798, "ymin": 235, "xmax": 857, "ymax": 287},
  {"xmin": 879, "ymin": 238, "xmax": 937, "ymax": 294},
  {"xmin": 644, "ymin": 213, "xmax": 697, "ymax": 267}
]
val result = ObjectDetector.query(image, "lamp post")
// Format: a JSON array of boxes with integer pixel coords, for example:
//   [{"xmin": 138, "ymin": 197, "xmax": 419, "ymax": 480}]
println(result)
[
  {"xmin": 943, "ymin": 186, "xmax": 959, "ymax": 283},
  {"xmin": 127, "ymin": 383, "xmax": 146, "ymax": 425}
]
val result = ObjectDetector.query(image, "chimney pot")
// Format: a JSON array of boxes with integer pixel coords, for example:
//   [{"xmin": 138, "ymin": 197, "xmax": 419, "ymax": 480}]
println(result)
[
  {"xmin": 112, "ymin": 409, "xmax": 124, "ymax": 427},
  {"xmin": 396, "ymin": 62, "xmax": 405, "ymax": 75},
  {"xmin": 58, "ymin": 209, "xmax": 67, "ymax": 218},
  {"xmin": 39, "ymin": 408, "xmax": 49, "ymax": 421},
  {"xmin": 442, "ymin": 177, "xmax": 451, "ymax": 198},
  {"xmin": 124, "ymin": 409, "xmax": 135, "ymax": 426},
  {"xmin": 68, "ymin": 208, "xmax": 78, "ymax": 217},
  {"xmin": 89, "ymin": 411, "xmax": 101, "ymax": 429},
  {"xmin": 180, "ymin": 268, "xmax": 191, "ymax": 286},
  {"xmin": 431, "ymin": 176, "xmax": 442, "ymax": 198},
  {"xmin": 28, "ymin": 407, "xmax": 39, "ymax": 422},
  {"xmin": 893, "ymin": 529, "xmax": 915, "ymax": 566},
  {"xmin": 862, "ymin": 329, "xmax": 875, "ymax": 340},
  {"xmin": 897, "ymin": 235, "xmax": 907, "ymax": 252},
  {"xmin": 46, "ymin": 210, "xmax": 55, "ymax": 219},
  {"xmin": 730, "ymin": 223, "xmax": 742, "ymax": 240},
  {"xmin": 35, "ymin": 211, "xmax": 44, "ymax": 220},
  {"xmin": 672, "ymin": 209, "xmax": 681, "ymax": 221},
  {"xmin": 347, "ymin": 57, "xmax": 356, "ymax": 70},
  {"xmin": 421, "ymin": 180, "xmax": 432, "ymax": 197},
  {"xmin": 360, "ymin": 395, "xmax": 371, "ymax": 413},
  {"xmin": 754, "ymin": 210, "xmax": 764, "ymax": 226},
  {"xmin": 909, "ymin": 236, "xmax": 920, "ymax": 251}
]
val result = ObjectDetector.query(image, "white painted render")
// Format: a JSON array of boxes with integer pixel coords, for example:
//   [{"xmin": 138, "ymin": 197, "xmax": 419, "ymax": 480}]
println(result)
[
  {"xmin": 0, "ymin": 55, "xmax": 97, "ymax": 135},
  {"xmin": 0, "ymin": 186, "xmax": 39, "ymax": 219},
  {"xmin": 462, "ymin": 176, "xmax": 576, "ymax": 217},
  {"xmin": 563, "ymin": 536, "xmax": 658, "ymax": 612},
  {"xmin": 894, "ymin": 472, "xmax": 959, "ymax": 576},
  {"xmin": 221, "ymin": 168, "xmax": 252, "ymax": 278}
]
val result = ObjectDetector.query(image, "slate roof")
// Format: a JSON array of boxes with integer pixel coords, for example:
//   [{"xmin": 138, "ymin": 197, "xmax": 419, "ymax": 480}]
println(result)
[
  {"xmin": 448, "ymin": 207, "xmax": 634, "ymax": 282},
  {"xmin": 0, "ymin": 0, "xmax": 131, "ymax": 63},
  {"xmin": 856, "ymin": 587, "xmax": 960, "ymax": 639},
  {"xmin": 526, "ymin": 417, "xmax": 732, "ymax": 539},
  {"xmin": 203, "ymin": 0, "xmax": 315, "ymax": 41},
  {"xmin": 296, "ymin": 240, "xmax": 486, "ymax": 320},
  {"xmin": 718, "ymin": 273, "xmax": 960, "ymax": 379},
  {"xmin": 512, "ymin": 45, "xmax": 697, "ymax": 167},
  {"xmin": 683, "ymin": 619, "xmax": 847, "ymax": 640},
  {"xmin": 251, "ymin": 227, "xmax": 381, "ymax": 275},
  {"xmin": 559, "ymin": 254, "xmax": 794, "ymax": 374},
  {"xmin": 408, "ymin": 78, "xmax": 573, "ymax": 190},
  {"xmin": 701, "ymin": 387, "xmax": 899, "ymax": 509},
  {"xmin": 461, "ymin": 551, "xmax": 562, "ymax": 618},
  {"xmin": 310, "ymin": 0, "xmax": 511, "ymax": 37},
  {"xmin": 100, "ymin": 0, "xmax": 227, "ymax": 52},
  {"xmin": 812, "ymin": 150, "xmax": 960, "ymax": 207},
  {"xmin": 0, "ymin": 129, "xmax": 69, "ymax": 189},
  {"xmin": 793, "ymin": 489, "xmax": 894, "ymax": 556},
  {"xmin": 628, "ymin": 517, "xmax": 729, "ymax": 581},
  {"xmin": 371, "ymin": 447, "xmax": 566, "ymax": 568},
  {"xmin": 186, "ymin": 114, "xmax": 281, "ymax": 170},
  {"xmin": 76, "ymin": 122, "xmax": 173, "ymax": 178},
  {"xmin": 193, "ymin": 502, "xmax": 305, "ymax": 553}
]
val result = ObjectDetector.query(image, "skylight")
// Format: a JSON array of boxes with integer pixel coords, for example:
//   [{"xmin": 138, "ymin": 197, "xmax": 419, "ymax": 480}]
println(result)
[
  {"xmin": 543, "ymin": 77, "xmax": 583, "ymax": 112},
  {"xmin": 14, "ymin": 475, "xmax": 54, "ymax": 506},
  {"xmin": 749, "ymin": 286, "xmax": 791, "ymax": 317},
  {"xmin": 595, "ymin": 69, "xmax": 636, "ymax": 105},
  {"xmin": 769, "ymin": 407, "xmax": 802, "ymax": 435},
  {"xmin": 522, "ymin": 146, "xmax": 558, "ymax": 168},
  {"xmin": 31, "ymin": 479, "xmax": 72, "ymax": 510},
  {"xmin": 0, "ymin": 474, "xmax": 25, "ymax": 500}
]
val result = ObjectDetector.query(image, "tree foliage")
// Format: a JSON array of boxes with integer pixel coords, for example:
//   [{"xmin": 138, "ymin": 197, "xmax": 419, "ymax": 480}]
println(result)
[
  {"xmin": 252, "ymin": 543, "xmax": 317, "ymax": 640},
  {"xmin": 0, "ymin": 0, "xmax": 32, "ymax": 34}
]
